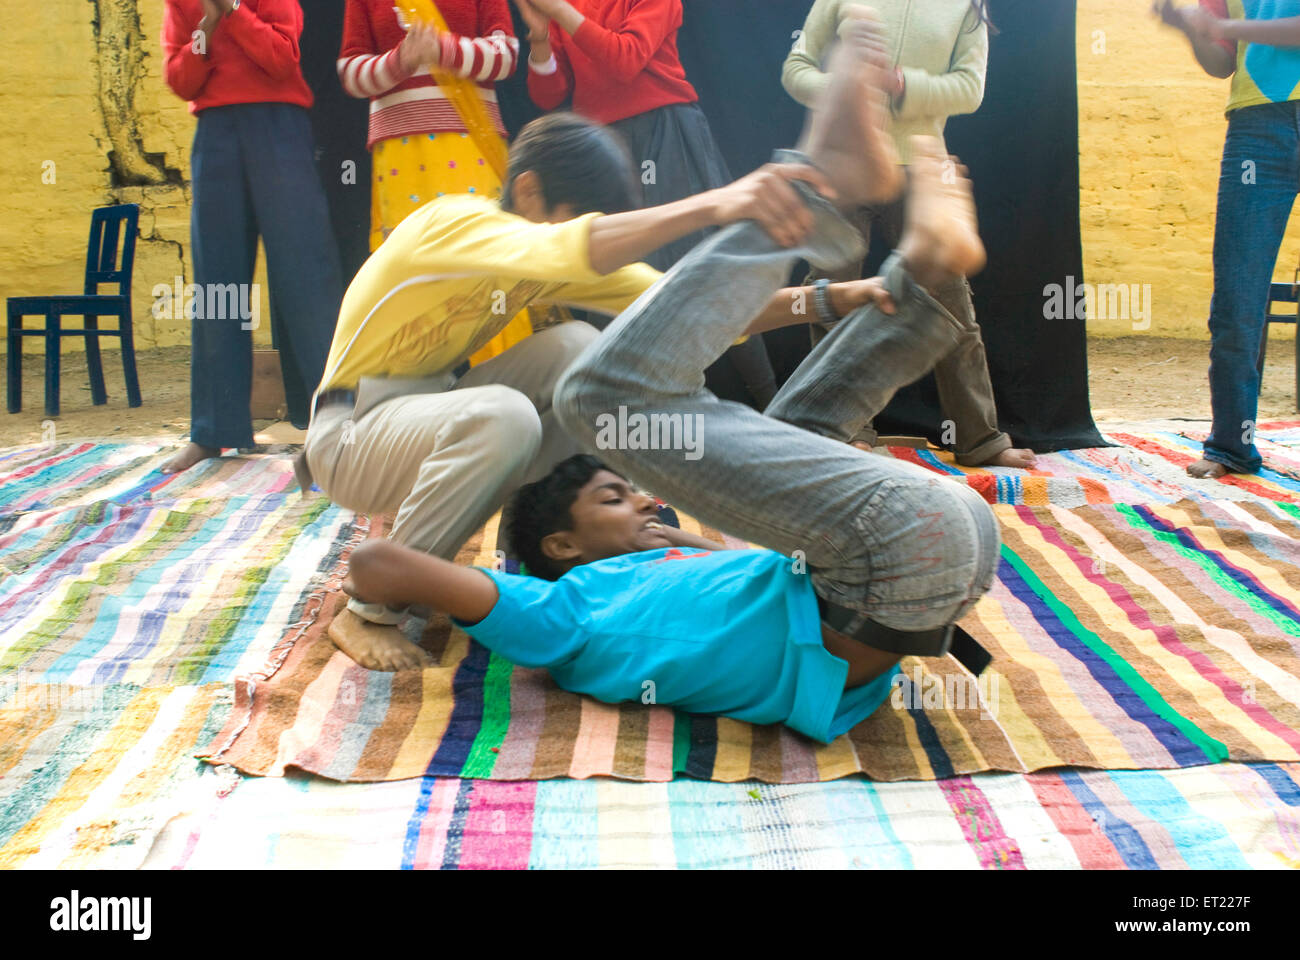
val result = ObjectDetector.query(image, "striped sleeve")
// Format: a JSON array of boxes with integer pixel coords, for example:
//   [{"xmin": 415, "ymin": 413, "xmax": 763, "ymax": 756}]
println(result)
[
  {"xmin": 437, "ymin": 30, "xmax": 520, "ymax": 82},
  {"xmin": 337, "ymin": 48, "xmax": 409, "ymax": 98}
]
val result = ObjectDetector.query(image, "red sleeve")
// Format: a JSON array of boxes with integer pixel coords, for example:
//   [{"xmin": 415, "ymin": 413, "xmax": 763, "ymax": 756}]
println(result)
[
  {"xmin": 221, "ymin": 0, "xmax": 304, "ymax": 81},
  {"xmin": 162, "ymin": 0, "xmax": 213, "ymax": 101},
  {"xmin": 1199, "ymin": 0, "xmax": 1237, "ymax": 54},
  {"xmin": 568, "ymin": 0, "xmax": 682, "ymax": 84},
  {"xmin": 478, "ymin": 0, "xmax": 515, "ymax": 40},
  {"xmin": 527, "ymin": 24, "xmax": 574, "ymax": 109},
  {"xmin": 339, "ymin": 0, "xmax": 378, "ymax": 59}
]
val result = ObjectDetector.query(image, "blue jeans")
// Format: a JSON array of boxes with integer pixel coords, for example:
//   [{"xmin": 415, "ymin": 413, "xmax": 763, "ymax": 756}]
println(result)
[
  {"xmin": 554, "ymin": 152, "xmax": 1000, "ymax": 632},
  {"xmin": 1204, "ymin": 101, "xmax": 1300, "ymax": 473}
]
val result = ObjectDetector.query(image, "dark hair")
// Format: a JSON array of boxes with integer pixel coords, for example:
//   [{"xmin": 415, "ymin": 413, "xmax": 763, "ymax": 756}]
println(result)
[
  {"xmin": 504, "ymin": 454, "xmax": 613, "ymax": 581},
  {"xmin": 500, "ymin": 113, "xmax": 640, "ymax": 217}
]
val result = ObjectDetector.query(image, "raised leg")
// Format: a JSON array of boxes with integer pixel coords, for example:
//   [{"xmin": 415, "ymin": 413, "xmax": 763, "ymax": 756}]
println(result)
[{"xmin": 83, "ymin": 313, "xmax": 108, "ymax": 405}]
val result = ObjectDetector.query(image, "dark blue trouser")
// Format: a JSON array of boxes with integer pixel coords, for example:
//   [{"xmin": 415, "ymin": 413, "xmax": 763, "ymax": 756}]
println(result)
[
  {"xmin": 189, "ymin": 103, "xmax": 342, "ymax": 448},
  {"xmin": 1204, "ymin": 101, "xmax": 1300, "ymax": 473}
]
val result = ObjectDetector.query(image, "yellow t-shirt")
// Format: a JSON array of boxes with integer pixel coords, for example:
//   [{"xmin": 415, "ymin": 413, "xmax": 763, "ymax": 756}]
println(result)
[{"xmin": 318, "ymin": 194, "xmax": 663, "ymax": 393}]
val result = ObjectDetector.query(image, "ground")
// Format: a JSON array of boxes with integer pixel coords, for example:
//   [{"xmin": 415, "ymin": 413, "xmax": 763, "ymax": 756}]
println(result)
[{"xmin": 2, "ymin": 336, "xmax": 1298, "ymax": 448}]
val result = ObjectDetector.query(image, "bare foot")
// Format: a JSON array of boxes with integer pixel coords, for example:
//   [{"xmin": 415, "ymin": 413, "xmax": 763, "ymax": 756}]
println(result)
[
  {"xmin": 985, "ymin": 447, "xmax": 1037, "ymax": 469},
  {"xmin": 1187, "ymin": 458, "xmax": 1229, "ymax": 479},
  {"xmin": 160, "ymin": 441, "xmax": 221, "ymax": 474},
  {"xmin": 851, "ymin": 440, "xmax": 874, "ymax": 453},
  {"xmin": 799, "ymin": 5, "xmax": 903, "ymax": 206},
  {"xmin": 327, "ymin": 606, "xmax": 430, "ymax": 672},
  {"xmin": 897, "ymin": 136, "xmax": 987, "ymax": 288}
]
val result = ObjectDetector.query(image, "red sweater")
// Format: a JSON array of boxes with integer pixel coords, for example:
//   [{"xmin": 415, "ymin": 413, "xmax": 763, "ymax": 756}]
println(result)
[
  {"xmin": 338, "ymin": 0, "xmax": 516, "ymax": 149},
  {"xmin": 527, "ymin": 0, "xmax": 698, "ymax": 125},
  {"xmin": 162, "ymin": 0, "xmax": 313, "ymax": 113}
]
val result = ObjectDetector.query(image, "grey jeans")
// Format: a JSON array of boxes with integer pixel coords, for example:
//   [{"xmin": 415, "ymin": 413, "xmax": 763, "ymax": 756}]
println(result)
[{"xmin": 553, "ymin": 155, "xmax": 1000, "ymax": 632}]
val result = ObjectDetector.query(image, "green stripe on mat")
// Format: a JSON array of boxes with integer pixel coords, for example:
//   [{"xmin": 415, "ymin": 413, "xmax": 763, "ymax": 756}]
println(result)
[
  {"xmin": 460, "ymin": 652, "xmax": 513, "ymax": 778},
  {"xmin": 671, "ymin": 711, "xmax": 690, "ymax": 777},
  {"xmin": 1000, "ymin": 545, "xmax": 1228, "ymax": 763},
  {"xmin": 1115, "ymin": 504, "xmax": 1300, "ymax": 639}
]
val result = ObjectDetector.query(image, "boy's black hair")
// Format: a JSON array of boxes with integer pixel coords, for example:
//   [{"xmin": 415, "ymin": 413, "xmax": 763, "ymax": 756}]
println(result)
[
  {"xmin": 500, "ymin": 113, "xmax": 640, "ymax": 217},
  {"xmin": 504, "ymin": 454, "xmax": 613, "ymax": 581}
]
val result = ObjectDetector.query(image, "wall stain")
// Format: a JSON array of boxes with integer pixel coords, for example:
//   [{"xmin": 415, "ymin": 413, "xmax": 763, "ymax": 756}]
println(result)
[{"xmin": 90, "ymin": 0, "xmax": 185, "ymax": 187}]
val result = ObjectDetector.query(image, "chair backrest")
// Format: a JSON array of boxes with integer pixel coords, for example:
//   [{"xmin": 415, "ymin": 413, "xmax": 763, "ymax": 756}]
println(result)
[
  {"xmin": 83, "ymin": 204, "xmax": 140, "ymax": 297},
  {"xmin": 1267, "ymin": 282, "xmax": 1299, "ymax": 324}
]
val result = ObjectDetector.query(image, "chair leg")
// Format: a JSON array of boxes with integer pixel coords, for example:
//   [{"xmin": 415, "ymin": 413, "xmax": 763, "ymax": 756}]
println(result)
[
  {"xmin": 84, "ymin": 313, "xmax": 107, "ymax": 405},
  {"xmin": 44, "ymin": 312, "xmax": 60, "ymax": 418},
  {"xmin": 6, "ymin": 304, "xmax": 20, "ymax": 414},
  {"xmin": 119, "ymin": 309, "xmax": 141, "ymax": 408}
]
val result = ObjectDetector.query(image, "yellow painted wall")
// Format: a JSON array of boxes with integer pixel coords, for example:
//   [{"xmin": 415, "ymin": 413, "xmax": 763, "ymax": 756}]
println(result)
[
  {"xmin": 0, "ymin": 0, "xmax": 272, "ymax": 355},
  {"xmin": 1078, "ymin": 0, "xmax": 1300, "ymax": 338},
  {"xmin": 2, "ymin": 1, "xmax": 1297, "ymax": 350}
]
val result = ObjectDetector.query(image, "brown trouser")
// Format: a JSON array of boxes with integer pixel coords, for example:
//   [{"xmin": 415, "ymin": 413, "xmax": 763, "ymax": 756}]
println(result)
[{"xmin": 808, "ymin": 188, "xmax": 1012, "ymax": 466}]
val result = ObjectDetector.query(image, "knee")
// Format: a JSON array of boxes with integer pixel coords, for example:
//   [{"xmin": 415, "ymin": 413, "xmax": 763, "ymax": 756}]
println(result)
[
  {"xmin": 446, "ymin": 385, "xmax": 544, "ymax": 467},
  {"xmin": 540, "ymin": 319, "xmax": 600, "ymax": 361}
]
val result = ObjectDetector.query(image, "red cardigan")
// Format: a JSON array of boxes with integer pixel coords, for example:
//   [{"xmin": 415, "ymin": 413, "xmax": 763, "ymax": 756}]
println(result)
[
  {"xmin": 162, "ymin": 0, "xmax": 313, "ymax": 113},
  {"xmin": 527, "ymin": 0, "xmax": 698, "ymax": 125},
  {"xmin": 338, "ymin": 0, "xmax": 516, "ymax": 149}
]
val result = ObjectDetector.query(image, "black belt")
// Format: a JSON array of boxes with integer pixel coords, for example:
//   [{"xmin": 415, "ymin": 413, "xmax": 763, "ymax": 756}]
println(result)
[
  {"xmin": 818, "ymin": 596, "xmax": 993, "ymax": 676},
  {"xmin": 316, "ymin": 389, "xmax": 357, "ymax": 410}
]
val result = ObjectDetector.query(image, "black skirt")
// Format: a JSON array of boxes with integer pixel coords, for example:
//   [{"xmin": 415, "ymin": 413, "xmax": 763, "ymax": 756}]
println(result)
[{"xmin": 610, "ymin": 101, "xmax": 734, "ymax": 272}]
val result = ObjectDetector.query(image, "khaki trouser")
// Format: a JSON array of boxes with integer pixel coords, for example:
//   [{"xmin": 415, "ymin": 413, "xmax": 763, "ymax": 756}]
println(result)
[
  {"xmin": 808, "ymin": 187, "xmax": 1012, "ymax": 466},
  {"xmin": 305, "ymin": 322, "xmax": 599, "ymax": 623}
]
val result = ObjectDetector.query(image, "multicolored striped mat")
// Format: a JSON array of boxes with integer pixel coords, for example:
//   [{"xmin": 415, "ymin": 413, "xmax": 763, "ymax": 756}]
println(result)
[
  {"xmin": 141, "ymin": 761, "xmax": 1300, "ymax": 869},
  {"xmin": 3, "ymin": 424, "xmax": 1300, "ymax": 866},
  {"xmin": 205, "ymin": 497, "xmax": 1300, "ymax": 783}
]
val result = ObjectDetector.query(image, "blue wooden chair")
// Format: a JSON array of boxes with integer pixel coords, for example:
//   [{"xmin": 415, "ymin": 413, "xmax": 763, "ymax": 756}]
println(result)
[
  {"xmin": 7, "ymin": 204, "xmax": 141, "ymax": 417},
  {"xmin": 1259, "ymin": 281, "xmax": 1300, "ymax": 410}
]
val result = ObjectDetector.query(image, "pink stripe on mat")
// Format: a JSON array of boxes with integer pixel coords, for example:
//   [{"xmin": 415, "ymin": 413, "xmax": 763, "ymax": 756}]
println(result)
[
  {"xmin": 940, "ymin": 776, "xmax": 1027, "ymax": 869},
  {"xmin": 457, "ymin": 781, "xmax": 537, "ymax": 869},
  {"xmin": 411, "ymin": 778, "xmax": 463, "ymax": 869},
  {"xmin": 568, "ymin": 699, "xmax": 621, "ymax": 779},
  {"xmin": 644, "ymin": 707, "xmax": 675, "ymax": 780}
]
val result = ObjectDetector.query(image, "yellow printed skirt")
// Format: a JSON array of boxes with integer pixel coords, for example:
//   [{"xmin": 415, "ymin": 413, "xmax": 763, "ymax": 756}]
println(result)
[{"xmin": 371, "ymin": 131, "xmax": 532, "ymax": 365}]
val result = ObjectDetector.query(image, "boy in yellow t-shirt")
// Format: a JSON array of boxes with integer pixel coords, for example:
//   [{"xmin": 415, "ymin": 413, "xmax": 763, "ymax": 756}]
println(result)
[{"xmin": 305, "ymin": 110, "xmax": 901, "ymax": 671}]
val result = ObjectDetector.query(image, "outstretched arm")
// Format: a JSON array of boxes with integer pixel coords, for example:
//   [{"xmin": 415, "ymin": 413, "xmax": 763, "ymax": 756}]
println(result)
[
  {"xmin": 347, "ymin": 540, "xmax": 498, "ymax": 624},
  {"xmin": 1215, "ymin": 15, "xmax": 1300, "ymax": 47},
  {"xmin": 747, "ymin": 277, "xmax": 897, "ymax": 336},
  {"xmin": 587, "ymin": 163, "xmax": 834, "ymax": 274}
]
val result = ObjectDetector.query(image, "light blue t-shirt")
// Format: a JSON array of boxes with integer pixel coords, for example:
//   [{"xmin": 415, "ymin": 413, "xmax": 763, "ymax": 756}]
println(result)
[{"xmin": 458, "ymin": 547, "xmax": 899, "ymax": 744}]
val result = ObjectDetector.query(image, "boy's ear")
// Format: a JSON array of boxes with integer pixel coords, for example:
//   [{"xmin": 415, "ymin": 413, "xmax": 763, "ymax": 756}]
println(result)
[{"xmin": 540, "ymin": 531, "xmax": 583, "ymax": 566}]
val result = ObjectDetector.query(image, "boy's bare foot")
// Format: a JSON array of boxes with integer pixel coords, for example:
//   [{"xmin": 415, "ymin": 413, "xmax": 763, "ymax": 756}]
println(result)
[
  {"xmin": 897, "ymin": 136, "xmax": 987, "ymax": 289},
  {"xmin": 852, "ymin": 440, "xmax": 874, "ymax": 453},
  {"xmin": 1187, "ymin": 458, "xmax": 1230, "ymax": 479},
  {"xmin": 985, "ymin": 447, "xmax": 1037, "ymax": 469},
  {"xmin": 327, "ymin": 606, "xmax": 431, "ymax": 672},
  {"xmin": 800, "ymin": 5, "xmax": 903, "ymax": 206},
  {"xmin": 160, "ymin": 442, "xmax": 221, "ymax": 474}
]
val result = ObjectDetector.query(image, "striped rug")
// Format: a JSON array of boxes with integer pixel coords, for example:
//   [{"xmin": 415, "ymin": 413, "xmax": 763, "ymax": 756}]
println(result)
[
  {"xmin": 205, "ymin": 497, "xmax": 1300, "ymax": 783},
  {"xmin": 4, "ymin": 426, "xmax": 1300, "ymax": 809},
  {"xmin": 132, "ymin": 760, "xmax": 1300, "ymax": 869}
]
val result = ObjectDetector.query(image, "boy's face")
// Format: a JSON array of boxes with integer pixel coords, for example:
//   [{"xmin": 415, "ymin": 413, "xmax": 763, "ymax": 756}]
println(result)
[{"xmin": 541, "ymin": 470, "xmax": 675, "ymax": 571}]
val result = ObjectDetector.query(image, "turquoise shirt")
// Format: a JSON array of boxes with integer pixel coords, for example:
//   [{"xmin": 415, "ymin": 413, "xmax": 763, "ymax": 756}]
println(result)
[{"xmin": 458, "ymin": 547, "xmax": 899, "ymax": 744}]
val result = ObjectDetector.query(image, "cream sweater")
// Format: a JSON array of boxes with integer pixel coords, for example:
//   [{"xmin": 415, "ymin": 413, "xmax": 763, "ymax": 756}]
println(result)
[{"xmin": 782, "ymin": 0, "xmax": 988, "ymax": 164}]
